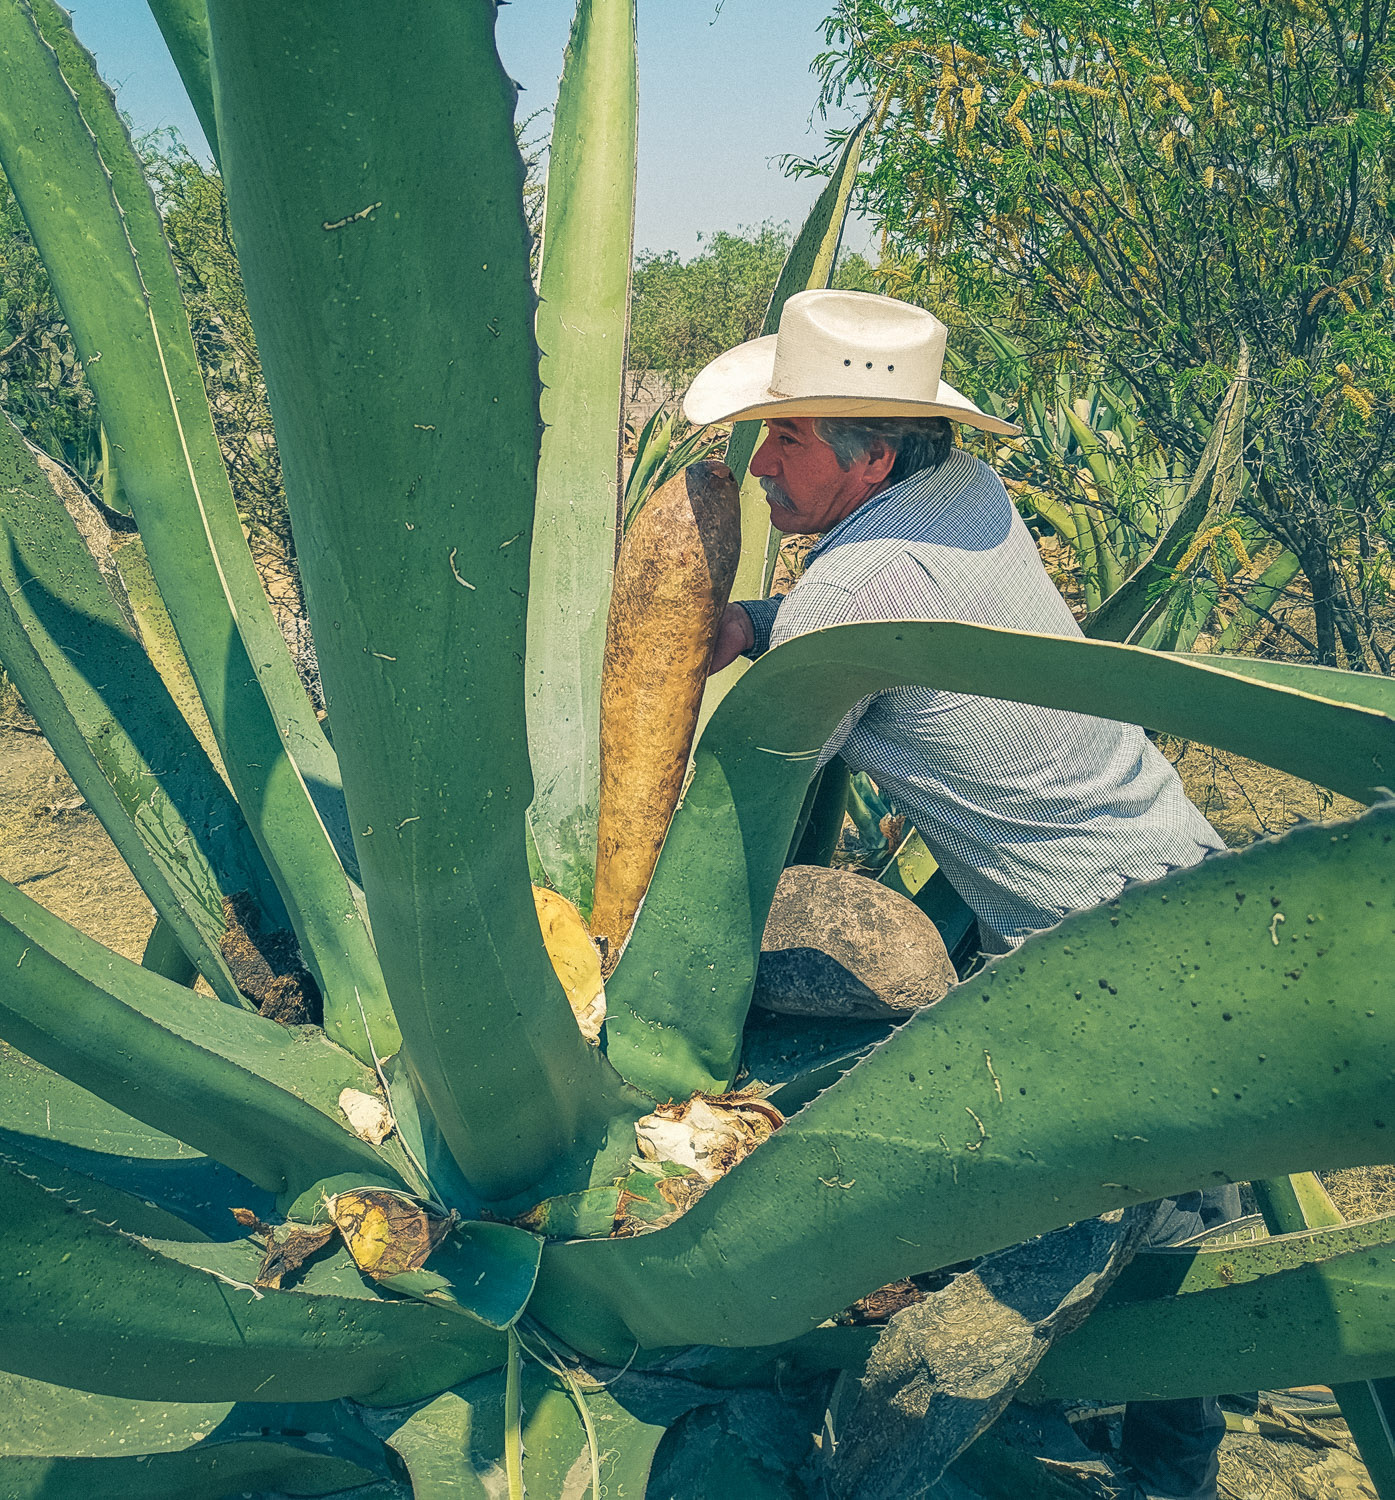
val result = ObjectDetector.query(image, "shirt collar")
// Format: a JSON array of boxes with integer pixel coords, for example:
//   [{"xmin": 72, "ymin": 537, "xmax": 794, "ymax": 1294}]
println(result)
[{"xmin": 806, "ymin": 446, "xmax": 979, "ymax": 564}]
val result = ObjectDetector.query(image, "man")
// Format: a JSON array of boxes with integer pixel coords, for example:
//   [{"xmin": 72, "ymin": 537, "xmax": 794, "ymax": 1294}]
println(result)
[
  {"xmin": 691, "ymin": 287, "xmax": 1223, "ymax": 954},
  {"xmin": 685, "ymin": 289, "xmax": 1236, "ymax": 1500}
]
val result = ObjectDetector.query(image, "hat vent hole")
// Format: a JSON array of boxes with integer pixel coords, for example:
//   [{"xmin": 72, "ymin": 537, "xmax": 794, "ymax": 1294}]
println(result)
[
  {"xmin": 888, "ymin": 364, "xmax": 895, "ymax": 371},
  {"xmin": 843, "ymin": 359, "xmax": 851, "ymax": 366},
  {"xmin": 866, "ymin": 362, "xmax": 873, "ymax": 368}
]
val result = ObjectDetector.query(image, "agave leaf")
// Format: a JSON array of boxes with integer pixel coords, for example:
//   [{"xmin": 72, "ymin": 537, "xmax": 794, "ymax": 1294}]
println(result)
[
  {"xmin": 0, "ymin": 1043, "xmax": 276, "ymax": 1236},
  {"xmin": 527, "ymin": 0, "xmax": 638, "ymax": 913},
  {"xmin": 604, "ymin": 620, "xmax": 1395, "ymax": 1100},
  {"xmin": 140, "ymin": 916, "xmax": 200, "ymax": 986},
  {"xmin": 878, "ymin": 827, "xmax": 939, "ymax": 899},
  {"xmin": 1340, "ymin": 1380, "xmax": 1395, "ymax": 1497},
  {"xmin": 0, "ymin": 410, "xmax": 279, "ymax": 1007},
  {"xmin": 0, "ymin": 1373, "xmax": 389, "ymax": 1500},
  {"xmin": 1249, "ymin": 1173, "xmax": 1395, "ymax": 1492},
  {"xmin": 1017, "ymin": 486, "xmax": 1076, "ymax": 545},
  {"xmin": 1061, "ymin": 404, "xmax": 1117, "ymax": 505},
  {"xmin": 702, "ymin": 117, "xmax": 873, "ymax": 723},
  {"xmin": 1072, "ymin": 501, "xmax": 1106, "ymax": 611},
  {"xmin": 538, "ymin": 805, "xmax": 1395, "ymax": 1356},
  {"xmin": 372, "ymin": 1221, "xmax": 543, "ymax": 1332},
  {"xmin": 204, "ymin": 0, "xmax": 644, "ymax": 1200},
  {"xmin": 378, "ymin": 1389, "xmax": 497, "ymax": 1500},
  {"xmin": 9, "ymin": 1134, "xmax": 214, "ymax": 1242},
  {"xmin": 105, "ymin": 537, "xmax": 218, "ymax": 757},
  {"xmin": 1084, "ymin": 344, "xmax": 1249, "ymax": 642},
  {"xmin": 1026, "ymin": 1215, "xmax": 1395, "ymax": 1401},
  {"xmin": 19, "ymin": 0, "xmax": 342, "ymax": 839},
  {"xmin": 1176, "ymin": 651, "xmax": 1395, "ymax": 717},
  {"xmin": 624, "ymin": 406, "xmax": 675, "ymax": 524},
  {"xmin": 381, "ymin": 1364, "xmax": 705, "ymax": 1500},
  {"xmin": 0, "ymin": 1146, "xmax": 504, "ymax": 1404},
  {"xmin": 789, "ymin": 757, "xmax": 852, "ymax": 867},
  {"xmin": 1135, "ymin": 573, "xmax": 1221, "ymax": 653},
  {"xmin": 0, "ymin": 877, "xmax": 411, "ymax": 1197},
  {"xmin": 1215, "ymin": 549, "xmax": 1302, "ymax": 652},
  {"xmin": 1253, "ymin": 1169, "xmax": 1345, "ymax": 1234},
  {"xmin": 0, "ymin": 0, "xmax": 397, "ymax": 1063},
  {"xmin": 143, "ymin": 0, "xmax": 218, "ymax": 164}
]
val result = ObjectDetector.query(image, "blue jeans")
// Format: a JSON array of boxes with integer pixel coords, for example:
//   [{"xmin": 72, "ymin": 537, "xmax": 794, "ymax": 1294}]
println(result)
[{"xmin": 1119, "ymin": 1184, "xmax": 1245, "ymax": 1499}]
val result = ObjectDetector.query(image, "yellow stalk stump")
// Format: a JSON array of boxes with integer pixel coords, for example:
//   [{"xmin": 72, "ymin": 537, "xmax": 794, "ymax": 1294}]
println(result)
[{"xmin": 591, "ymin": 460, "xmax": 741, "ymax": 955}]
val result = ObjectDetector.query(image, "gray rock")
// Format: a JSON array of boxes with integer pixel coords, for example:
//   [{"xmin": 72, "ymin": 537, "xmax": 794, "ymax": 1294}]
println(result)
[{"xmin": 754, "ymin": 865, "xmax": 958, "ymax": 1020}]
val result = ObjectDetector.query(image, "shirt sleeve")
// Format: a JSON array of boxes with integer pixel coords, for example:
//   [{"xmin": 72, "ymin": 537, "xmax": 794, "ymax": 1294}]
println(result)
[{"xmin": 736, "ymin": 596, "xmax": 782, "ymax": 658}]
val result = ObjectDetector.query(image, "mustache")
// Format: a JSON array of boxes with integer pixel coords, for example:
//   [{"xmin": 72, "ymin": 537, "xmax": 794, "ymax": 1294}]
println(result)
[{"xmin": 759, "ymin": 477, "xmax": 797, "ymax": 511}]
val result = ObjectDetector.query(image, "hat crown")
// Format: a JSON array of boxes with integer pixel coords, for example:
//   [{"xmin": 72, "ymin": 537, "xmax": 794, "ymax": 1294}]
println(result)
[{"xmin": 769, "ymin": 290, "xmax": 948, "ymax": 402}]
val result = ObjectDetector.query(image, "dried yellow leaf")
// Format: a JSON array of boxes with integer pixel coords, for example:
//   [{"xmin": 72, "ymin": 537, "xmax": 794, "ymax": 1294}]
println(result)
[
  {"xmin": 533, "ymin": 885, "xmax": 606, "ymax": 1041},
  {"xmin": 327, "ymin": 1187, "xmax": 456, "ymax": 1279}
]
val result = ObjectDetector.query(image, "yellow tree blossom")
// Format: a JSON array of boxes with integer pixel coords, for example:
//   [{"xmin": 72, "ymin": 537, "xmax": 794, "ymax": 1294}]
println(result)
[
  {"xmin": 1176, "ymin": 522, "xmax": 1252, "ymax": 584},
  {"xmin": 1050, "ymin": 78, "xmax": 1111, "ymax": 100},
  {"xmin": 1006, "ymin": 83, "xmax": 1037, "ymax": 120}
]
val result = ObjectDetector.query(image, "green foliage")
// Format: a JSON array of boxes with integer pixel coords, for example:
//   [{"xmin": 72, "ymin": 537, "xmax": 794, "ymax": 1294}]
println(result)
[
  {"xmin": 622, "ymin": 403, "xmax": 725, "ymax": 530},
  {"xmin": 604, "ymin": 619, "xmax": 1395, "ymax": 1101},
  {"xmin": 0, "ymin": 1375, "xmax": 389, "ymax": 1500},
  {"xmin": 0, "ymin": 0, "xmax": 390, "ymax": 1061},
  {"xmin": 204, "ymin": 0, "xmax": 640, "ymax": 1200},
  {"xmin": 817, "ymin": 0, "xmax": 1395, "ymax": 665},
  {"xmin": 628, "ymin": 221, "xmax": 878, "ymax": 387},
  {"xmin": 0, "ymin": 173, "xmax": 98, "ymax": 479}
]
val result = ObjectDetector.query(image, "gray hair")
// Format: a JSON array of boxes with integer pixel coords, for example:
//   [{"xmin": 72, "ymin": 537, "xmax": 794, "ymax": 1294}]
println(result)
[{"xmin": 812, "ymin": 415, "xmax": 955, "ymax": 484}]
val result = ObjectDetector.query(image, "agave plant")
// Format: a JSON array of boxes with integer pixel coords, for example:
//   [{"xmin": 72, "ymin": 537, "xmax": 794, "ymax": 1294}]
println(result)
[
  {"xmin": 1, "ymin": 2, "xmax": 1394, "ymax": 1497},
  {"xmin": 965, "ymin": 328, "xmax": 1306, "ymax": 655}
]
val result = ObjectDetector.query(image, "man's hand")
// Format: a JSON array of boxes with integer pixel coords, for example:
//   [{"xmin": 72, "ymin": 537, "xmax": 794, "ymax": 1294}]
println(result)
[{"xmin": 708, "ymin": 603, "xmax": 755, "ymax": 675}]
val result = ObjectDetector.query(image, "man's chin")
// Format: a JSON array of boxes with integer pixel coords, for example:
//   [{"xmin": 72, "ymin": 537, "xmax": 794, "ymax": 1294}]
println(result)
[{"xmin": 765, "ymin": 501, "xmax": 804, "ymax": 533}]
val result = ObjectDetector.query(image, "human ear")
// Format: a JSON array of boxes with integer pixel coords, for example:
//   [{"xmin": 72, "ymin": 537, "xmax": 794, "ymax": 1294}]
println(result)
[{"xmin": 863, "ymin": 440, "xmax": 897, "ymax": 484}]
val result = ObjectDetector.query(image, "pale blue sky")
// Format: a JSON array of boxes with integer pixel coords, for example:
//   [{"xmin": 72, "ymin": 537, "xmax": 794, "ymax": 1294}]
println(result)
[{"xmin": 69, "ymin": 0, "xmax": 871, "ymax": 257}]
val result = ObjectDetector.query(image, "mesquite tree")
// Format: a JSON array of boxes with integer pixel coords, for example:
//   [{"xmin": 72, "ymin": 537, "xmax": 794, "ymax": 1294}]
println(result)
[{"xmin": 815, "ymin": 0, "xmax": 1395, "ymax": 667}]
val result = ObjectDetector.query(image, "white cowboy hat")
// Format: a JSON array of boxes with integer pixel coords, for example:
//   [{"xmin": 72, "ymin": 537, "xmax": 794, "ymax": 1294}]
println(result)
[{"xmin": 683, "ymin": 288, "xmax": 1020, "ymax": 437}]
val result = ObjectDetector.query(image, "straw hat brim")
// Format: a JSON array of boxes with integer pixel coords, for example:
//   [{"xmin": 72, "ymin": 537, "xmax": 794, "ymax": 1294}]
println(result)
[{"xmin": 683, "ymin": 333, "xmax": 1022, "ymax": 437}]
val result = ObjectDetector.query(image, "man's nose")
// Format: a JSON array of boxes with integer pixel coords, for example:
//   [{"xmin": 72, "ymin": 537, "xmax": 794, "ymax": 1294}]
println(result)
[{"xmin": 750, "ymin": 430, "xmax": 777, "ymax": 477}]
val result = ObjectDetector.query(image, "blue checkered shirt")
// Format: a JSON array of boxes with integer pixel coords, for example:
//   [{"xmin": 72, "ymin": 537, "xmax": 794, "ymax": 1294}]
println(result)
[{"xmin": 738, "ymin": 448, "xmax": 1223, "ymax": 949}]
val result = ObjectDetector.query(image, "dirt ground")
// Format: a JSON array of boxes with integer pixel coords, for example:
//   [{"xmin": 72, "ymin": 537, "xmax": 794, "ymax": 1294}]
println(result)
[{"xmin": 0, "ymin": 720, "xmax": 155, "ymax": 962}]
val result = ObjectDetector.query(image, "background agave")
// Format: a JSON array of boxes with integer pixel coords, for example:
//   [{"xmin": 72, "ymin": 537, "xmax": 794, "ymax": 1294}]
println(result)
[{"xmin": 0, "ymin": 0, "xmax": 1393, "ymax": 1494}]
